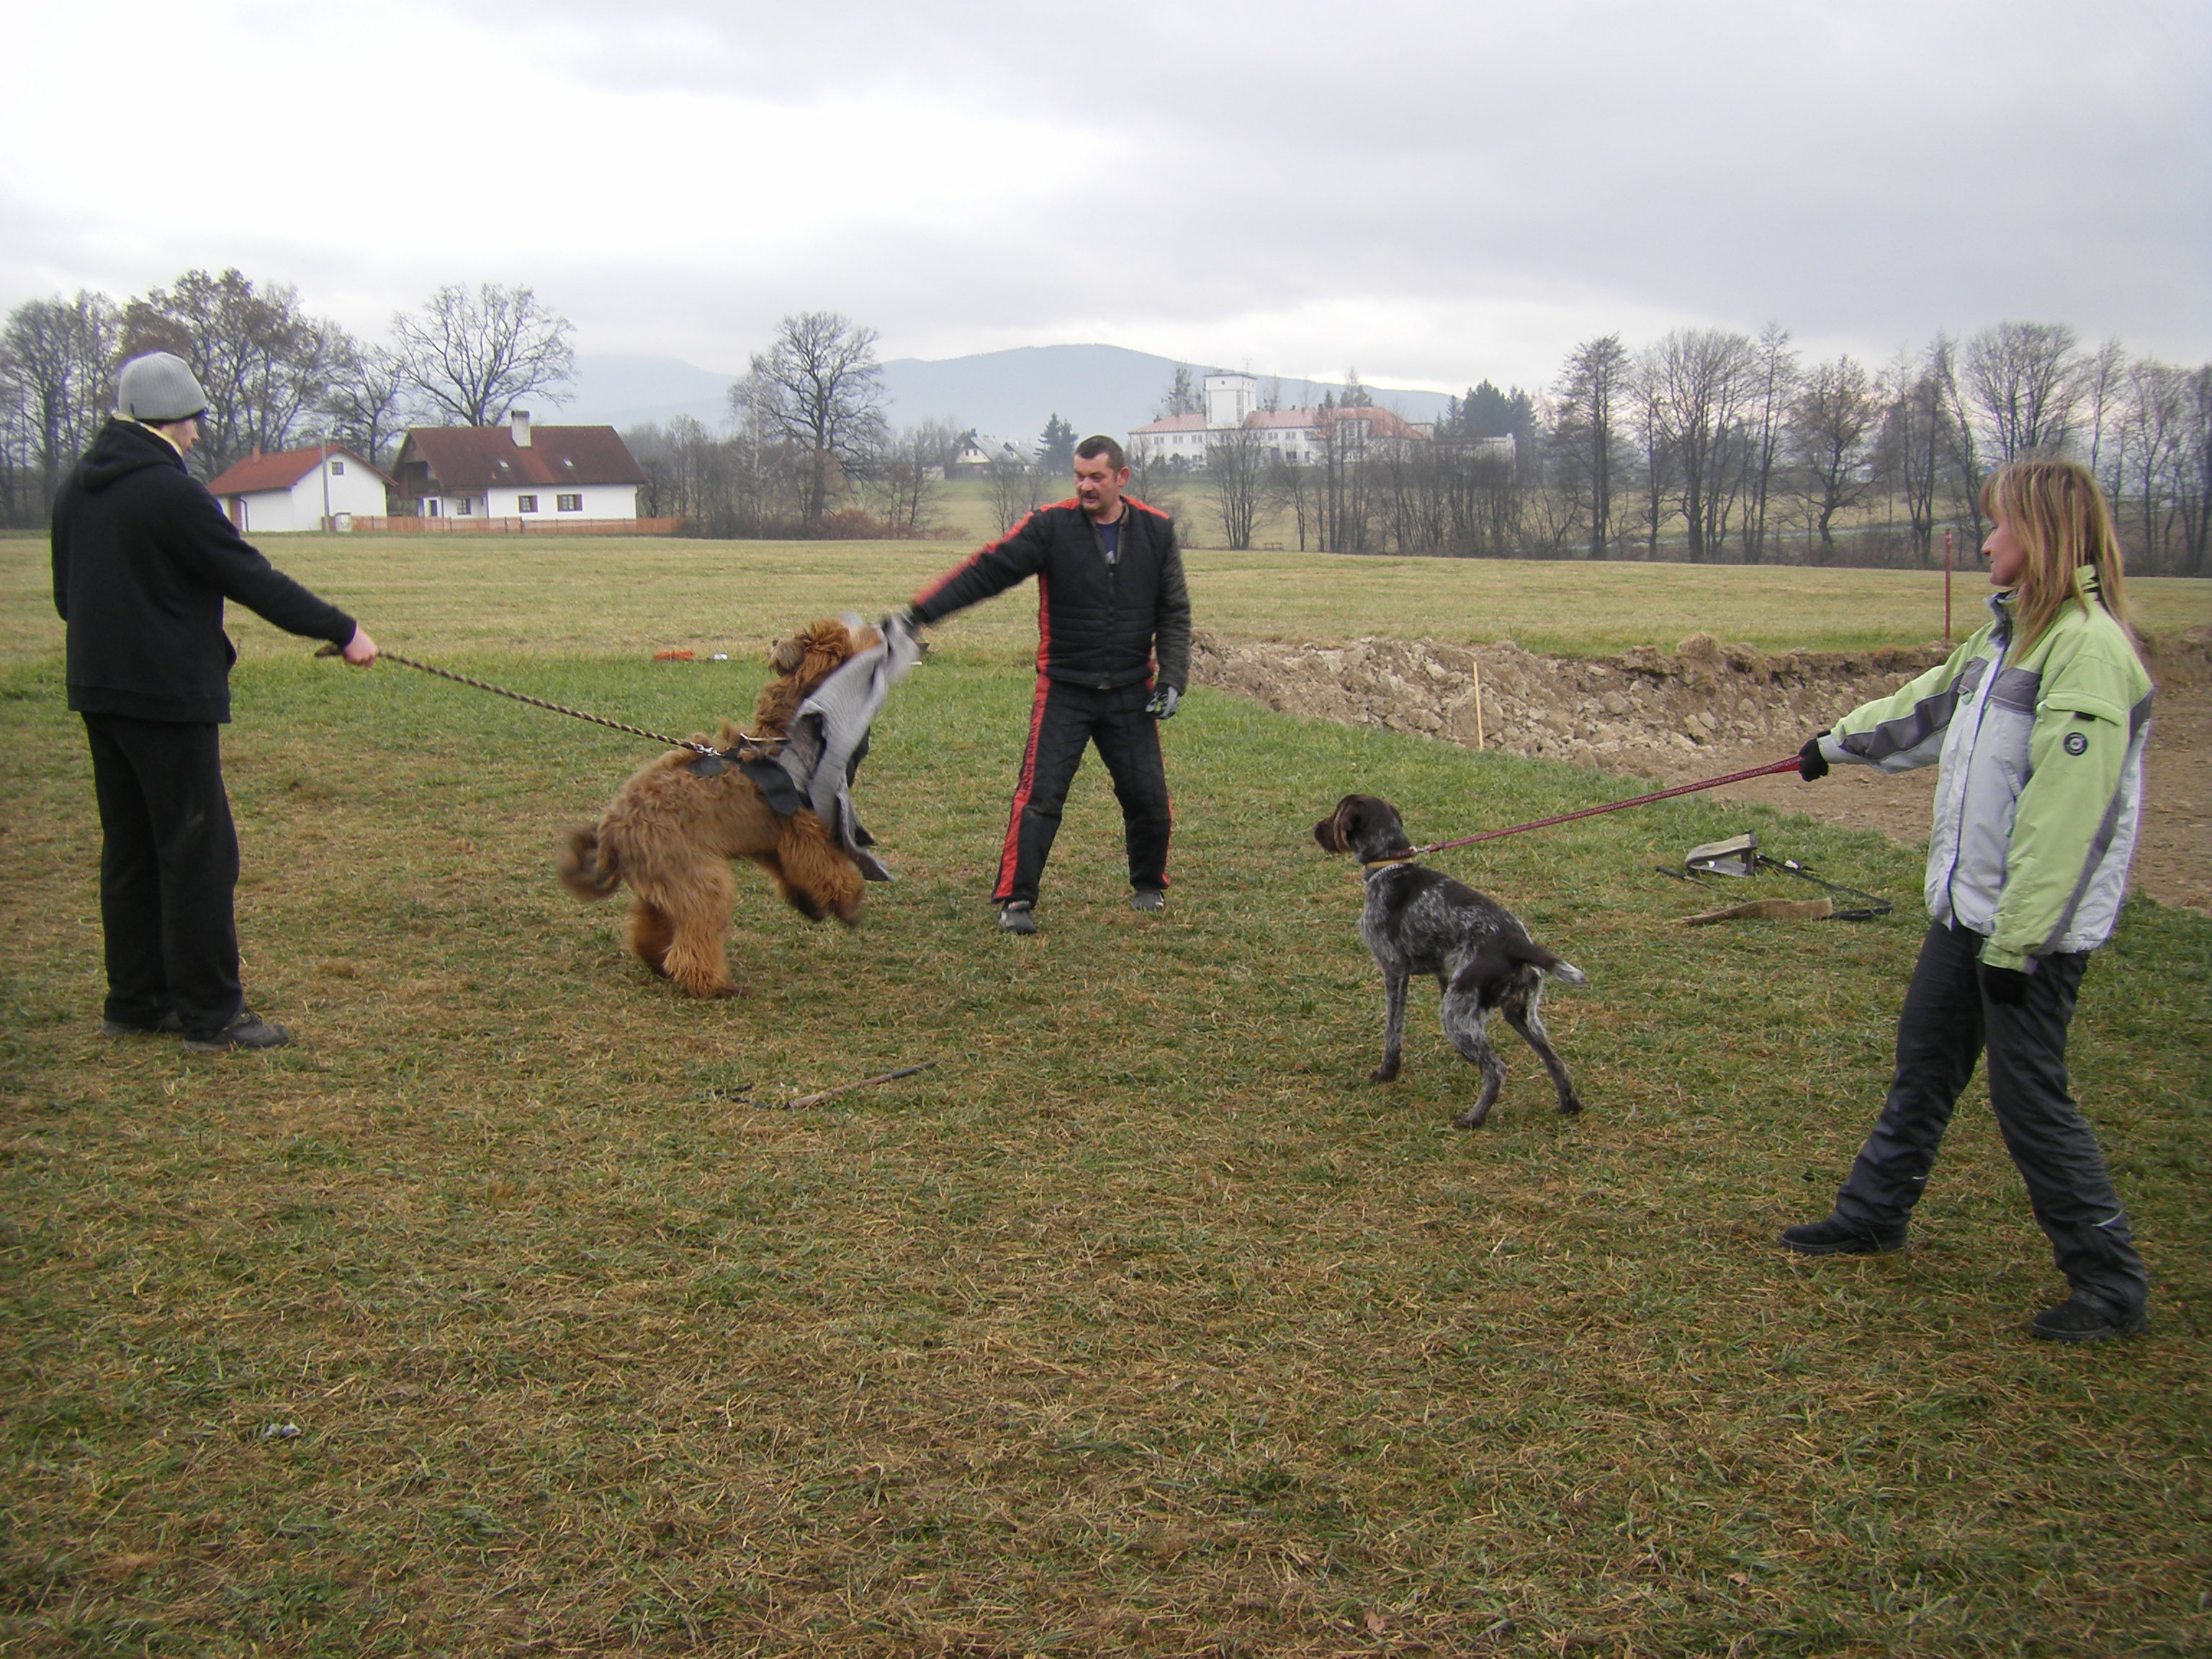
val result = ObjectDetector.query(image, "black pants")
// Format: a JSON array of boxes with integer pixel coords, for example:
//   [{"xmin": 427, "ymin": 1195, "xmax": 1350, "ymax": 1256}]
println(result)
[
  {"xmin": 1833, "ymin": 920, "xmax": 2148, "ymax": 1316},
  {"xmin": 81, "ymin": 713, "xmax": 243, "ymax": 1036},
  {"xmin": 994, "ymin": 678, "xmax": 1172, "ymax": 906}
]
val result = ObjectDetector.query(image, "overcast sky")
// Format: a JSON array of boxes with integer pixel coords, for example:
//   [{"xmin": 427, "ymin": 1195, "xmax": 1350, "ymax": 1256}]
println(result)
[{"xmin": 5, "ymin": 0, "xmax": 2206, "ymax": 392}]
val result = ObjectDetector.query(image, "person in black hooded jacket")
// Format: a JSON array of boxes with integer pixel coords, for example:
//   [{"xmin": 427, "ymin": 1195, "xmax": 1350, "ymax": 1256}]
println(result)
[
  {"xmin": 50, "ymin": 351, "xmax": 379, "ymax": 1051},
  {"xmin": 902, "ymin": 434, "xmax": 1190, "ymax": 934}
]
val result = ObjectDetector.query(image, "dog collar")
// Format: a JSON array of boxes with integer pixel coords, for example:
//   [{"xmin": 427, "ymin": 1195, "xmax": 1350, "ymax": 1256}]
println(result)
[{"xmin": 1361, "ymin": 854, "xmax": 1416, "ymax": 880}]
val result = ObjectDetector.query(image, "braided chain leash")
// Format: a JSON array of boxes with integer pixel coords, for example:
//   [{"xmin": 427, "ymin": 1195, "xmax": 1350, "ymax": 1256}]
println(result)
[{"xmin": 326, "ymin": 645, "xmax": 777, "ymax": 757}]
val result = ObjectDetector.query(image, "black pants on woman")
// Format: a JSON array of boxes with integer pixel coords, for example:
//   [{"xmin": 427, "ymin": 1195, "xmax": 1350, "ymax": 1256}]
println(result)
[
  {"xmin": 1830, "ymin": 919, "xmax": 2148, "ymax": 1318},
  {"xmin": 81, "ymin": 712, "xmax": 243, "ymax": 1037},
  {"xmin": 993, "ymin": 678, "xmax": 1171, "ymax": 907}
]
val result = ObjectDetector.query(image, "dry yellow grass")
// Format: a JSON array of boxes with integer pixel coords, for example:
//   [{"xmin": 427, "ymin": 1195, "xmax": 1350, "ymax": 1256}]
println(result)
[
  {"xmin": 3, "ymin": 531, "xmax": 2207, "ymax": 1656},
  {"xmin": 6, "ymin": 533, "xmax": 2207, "ymax": 667}
]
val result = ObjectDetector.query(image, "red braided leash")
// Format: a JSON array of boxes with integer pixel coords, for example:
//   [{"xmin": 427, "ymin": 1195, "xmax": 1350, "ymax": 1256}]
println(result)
[{"xmin": 1411, "ymin": 756, "xmax": 1805, "ymax": 857}]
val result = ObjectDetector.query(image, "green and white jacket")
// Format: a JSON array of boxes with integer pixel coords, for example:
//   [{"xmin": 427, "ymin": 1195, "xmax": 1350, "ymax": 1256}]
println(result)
[{"xmin": 1817, "ymin": 575, "xmax": 2152, "ymax": 971}]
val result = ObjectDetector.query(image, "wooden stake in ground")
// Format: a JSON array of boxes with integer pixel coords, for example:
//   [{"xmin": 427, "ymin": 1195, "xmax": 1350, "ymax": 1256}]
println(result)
[
  {"xmin": 1680, "ymin": 897, "xmax": 1834, "ymax": 925},
  {"xmin": 1473, "ymin": 657, "xmax": 1485, "ymax": 751},
  {"xmin": 772, "ymin": 1061, "xmax": 938, "ymax": 1110}
]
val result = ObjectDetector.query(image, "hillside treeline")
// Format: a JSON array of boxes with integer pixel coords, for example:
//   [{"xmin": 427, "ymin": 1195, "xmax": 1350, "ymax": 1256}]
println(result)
[{"xmin": 1192, "ymin": 325, "xmax": 2208, "ymax": 575}]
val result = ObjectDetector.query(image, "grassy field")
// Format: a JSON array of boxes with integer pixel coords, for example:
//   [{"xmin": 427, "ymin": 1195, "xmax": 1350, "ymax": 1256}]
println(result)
[
  {"xmin": 3, "ymin": 540, "xmax": 2208, "ymax": 1655},
  {"xmin": 7, "ymin": 533, "xmax": 2207, "ymax": 667}
]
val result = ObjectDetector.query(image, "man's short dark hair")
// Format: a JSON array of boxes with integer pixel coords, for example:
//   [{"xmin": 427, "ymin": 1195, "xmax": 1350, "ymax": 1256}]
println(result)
[{"xmin": 1075, "ymin": 434, "xmax": 1125, "ymax": 471}]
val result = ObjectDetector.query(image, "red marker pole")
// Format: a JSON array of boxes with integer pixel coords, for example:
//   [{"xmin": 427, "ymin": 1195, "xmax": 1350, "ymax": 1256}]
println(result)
[{"xmin": 1943, "ymin": 528, "xmax": 1954, "ymax": 642}]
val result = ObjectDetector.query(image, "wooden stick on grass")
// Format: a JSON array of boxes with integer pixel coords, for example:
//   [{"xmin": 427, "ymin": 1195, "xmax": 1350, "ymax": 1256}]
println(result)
[{"xmin": 770, "ymin": 1061, "xmax": 938, "ymax": 1110}]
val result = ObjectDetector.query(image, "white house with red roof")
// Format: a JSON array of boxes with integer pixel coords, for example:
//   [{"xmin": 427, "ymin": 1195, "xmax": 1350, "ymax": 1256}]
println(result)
[
  {"xmin": 1129, "ymin": 373, "xmax": 1428, "ymax": 469},
  {"xmin": 391, "ymin": 411, "xmax": 646, "ymax": 522},
  {"xmin": 203, "ymin": 444, "xmax": 395, "ymax": 533}
]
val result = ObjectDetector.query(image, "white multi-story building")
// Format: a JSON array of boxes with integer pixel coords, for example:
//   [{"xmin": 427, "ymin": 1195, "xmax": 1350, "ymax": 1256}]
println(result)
[{"xmin": 1128, "ymin": 373, "xmax": 1428, "ymax": 469}]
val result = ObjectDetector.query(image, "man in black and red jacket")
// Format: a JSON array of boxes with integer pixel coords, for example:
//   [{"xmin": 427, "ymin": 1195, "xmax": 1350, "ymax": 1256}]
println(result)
[{"xmin": 902, "ymin": 435, "xmax": 1190, "ymax": 935}]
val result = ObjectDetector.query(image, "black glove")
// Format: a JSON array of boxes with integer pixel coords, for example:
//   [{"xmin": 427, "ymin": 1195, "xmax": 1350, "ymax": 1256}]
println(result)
[
  {"xmin": 1980, "ymin": 963, "xmax": 2031, "ymax": 1007},
  {"xmin": 1146, "ymin": 685, "xmax": 1181, "ymax": 719},
  {"xmin": 1798, "ymin": 734, "xmax": 1830, "ymax": 782}
]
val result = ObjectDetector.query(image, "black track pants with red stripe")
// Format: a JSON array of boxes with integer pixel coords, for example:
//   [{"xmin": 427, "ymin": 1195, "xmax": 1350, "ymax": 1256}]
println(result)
[{"xmin": 994, "ymin": 678, "xmax": 1171, "ymax": 907}]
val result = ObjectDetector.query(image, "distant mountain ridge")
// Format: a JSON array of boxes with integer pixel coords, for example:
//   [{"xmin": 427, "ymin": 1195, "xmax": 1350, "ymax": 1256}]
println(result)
[{"xmin": 563, "ymin": 344, "xmax": 1457, "ymax": 448}]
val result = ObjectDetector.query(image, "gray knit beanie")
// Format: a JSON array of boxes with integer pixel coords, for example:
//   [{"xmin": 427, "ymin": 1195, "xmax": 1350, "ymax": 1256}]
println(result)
[{"xmin": 114, "ymin": 351, "xmax": 211, "ymax": 423}]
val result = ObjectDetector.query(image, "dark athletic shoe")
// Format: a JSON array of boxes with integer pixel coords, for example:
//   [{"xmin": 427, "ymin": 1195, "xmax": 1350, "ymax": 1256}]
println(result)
[
  {"xmin": 1130, "ymin": 888, "xmax": 1165, "ymax": 913},
  {"xmin": 99, "ymin": 1011, "xmax": 183, "ymax": 1038},
  {"xmin": 2030, "ymin": 1295, "xmax": 2147, "ymax": 1344},
  {"xmin": 998, "ymin": 902, "xmax": 1037, "ymax": 935},
  {"xmin": 1778, "ymin": 1217, "xmax": 1907, "ymax": 1256},
  {"xmin": 182, "ymin": 1010, "xmax": 292, "ymax": 1053}
]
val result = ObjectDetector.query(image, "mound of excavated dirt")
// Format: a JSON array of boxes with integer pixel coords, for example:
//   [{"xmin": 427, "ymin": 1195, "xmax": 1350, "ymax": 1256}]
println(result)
[
  {"xmin": 1190, "ymin": 626, "xmax": 2212, "ymax": 916},
  {"xmin": 1191, "ymin": 629, "xmax": 1955, "ymax": 776}
]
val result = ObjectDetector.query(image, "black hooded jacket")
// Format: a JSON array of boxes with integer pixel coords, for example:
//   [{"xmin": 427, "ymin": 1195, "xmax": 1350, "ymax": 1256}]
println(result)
[
  {"xmin": 52, "ymin": 420, "xmax": 356, "ymax": 722},
  {"xmin": 909, "ymin": 497, "xmax": 1190, "ymax": 693}
]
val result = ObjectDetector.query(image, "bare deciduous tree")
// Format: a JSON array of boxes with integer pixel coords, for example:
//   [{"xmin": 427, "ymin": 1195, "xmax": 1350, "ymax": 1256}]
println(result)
[
  {"xmin": 318, "ymin": 341, "xmax": 409, "ymax": 470},
  {"xmin": 1551, "ymin": 333, "xmax": 1629, "ymax": 559},
  {"xmin": 1789, "ymin": 355, "xmax": 1880, "ymax": 559},
  {"xmin": 1206, "ymin": 421, "xmax": 1267, "ymax": 549},
  {"xmin": 986, "ymin": 453, "xmax": 1041, "ymax": 536},
  {"xmin": 1739, "ymin": 323, "xmax": 1797, "ymax": 562},
  {"xmin": 868, "ymin": 420, "xmax": 962, "ymax": 536},
  {"xmin": 391, "ymin": 282, "xmax": 575, "ymax": 430},
  {"xmin": 1963, "ymin": 320, "xmax": 2082, "ymax": 463},
  {"xmin": 0, "ymin": 291, "xmax": 120, "ymax": 516},
  {"xmin": 735, "ymin": 311, "xmax": 886, "ymax": 526},
  {"xmin": 1645, "ymin": 328, "xmax": 1755, "ymax": 561}
]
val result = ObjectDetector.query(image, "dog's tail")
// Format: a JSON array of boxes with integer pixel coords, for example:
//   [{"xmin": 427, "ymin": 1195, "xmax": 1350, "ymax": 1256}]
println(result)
[
  {"xmin": 1516, "ymin": 941, "xmax": 1588, "ymax": 986},
  {"xmin": 557, "ymin": 825, "xmax": 624, "ymax": 901}
]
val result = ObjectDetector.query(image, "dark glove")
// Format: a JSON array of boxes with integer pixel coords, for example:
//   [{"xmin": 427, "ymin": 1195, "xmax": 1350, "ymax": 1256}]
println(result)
[
  {"xmin": 1798, "ymin": 734, "xmax": 1830, "ymax": 782},
  {"xmin": 881, "ymin": 608, "xmax": 920, "ymax": 639},
  {"xmin": 1146, "ymin": 685, "xmax": 1181, "ymax": 720},
  {"xmin": 1980, "ymin": 963, "xmax": 2031, "ymax": 1007}
]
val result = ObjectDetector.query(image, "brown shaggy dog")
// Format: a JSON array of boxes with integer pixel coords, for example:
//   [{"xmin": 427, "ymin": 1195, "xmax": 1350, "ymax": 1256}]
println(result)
[{"xmin": 558, "ymin": 617, "xmax": 880, "ymax": 997}]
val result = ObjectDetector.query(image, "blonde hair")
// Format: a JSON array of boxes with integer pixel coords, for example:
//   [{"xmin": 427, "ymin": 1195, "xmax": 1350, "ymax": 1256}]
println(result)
[{"xmin": 1979, "ymin": 459, "xmax": 2131, "ymax": 655}]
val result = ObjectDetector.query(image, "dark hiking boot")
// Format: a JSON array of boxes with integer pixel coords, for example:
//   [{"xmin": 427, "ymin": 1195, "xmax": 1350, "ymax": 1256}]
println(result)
[
  {"xmin": 1130, "ymin": 888, "xmax": 1165, "ymax": 913},
  {"xmin": 2030, "ymin": 1295, "xmax": 2148, "ymax": 1344},
  {"xmin": 182, "ymin": 1010, "xmax": 292, "ymax": 1053},
  {"xmin": 99, "ymin": 1011, "xmax": 183, "ymax": 1038},
  {"xmin": 998, "ymin": 902, "xmax": 1037, "ymax": 935},
  {"xmin": 1778, "ymin": 1217, "xmax": 1907, "ymax": 1256}
]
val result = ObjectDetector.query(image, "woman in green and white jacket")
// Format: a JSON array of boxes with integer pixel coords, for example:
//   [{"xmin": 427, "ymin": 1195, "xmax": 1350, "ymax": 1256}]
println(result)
[{"xmin": 1779, "ymin": 459, "xmax": 2154, "ymax": 1344}]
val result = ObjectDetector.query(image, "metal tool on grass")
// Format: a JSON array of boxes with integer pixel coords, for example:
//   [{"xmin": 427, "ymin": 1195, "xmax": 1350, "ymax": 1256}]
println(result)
[
  {"xmin": 1659, "ymin": 829, "xmax": 1894, "ymax": 922},
  {"xmin": 317, "ymin": 643, "xmax": 781, "ymax": 758}
]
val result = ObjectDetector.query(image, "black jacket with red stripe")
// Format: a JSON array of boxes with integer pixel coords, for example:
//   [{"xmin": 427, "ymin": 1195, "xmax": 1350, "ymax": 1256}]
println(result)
[{"xmin": 910, "ymin": 498, "xmax": 1190, "ymax": 693}]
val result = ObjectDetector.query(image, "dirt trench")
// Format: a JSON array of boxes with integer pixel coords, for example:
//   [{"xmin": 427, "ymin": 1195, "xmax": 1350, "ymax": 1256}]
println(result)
[{"xmin": 1190, "ymin": 626, "xmax": 2211, "ymax": 917}]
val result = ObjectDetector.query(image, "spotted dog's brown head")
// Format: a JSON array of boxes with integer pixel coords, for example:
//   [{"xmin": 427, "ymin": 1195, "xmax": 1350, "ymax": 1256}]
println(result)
[
  {"xmin": 752, "ymin": 615, "xmax": 884, "ymax": 734},
  {"xmin": 1313, "ymin": 794, "xmax": 1417, "ymax": 865}
]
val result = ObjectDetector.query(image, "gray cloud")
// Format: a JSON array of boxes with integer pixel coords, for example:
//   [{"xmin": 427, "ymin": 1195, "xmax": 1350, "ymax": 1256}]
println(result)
[{"xmin": 3, "ymin": 0, "xmax": 2205, "ymax": 389}]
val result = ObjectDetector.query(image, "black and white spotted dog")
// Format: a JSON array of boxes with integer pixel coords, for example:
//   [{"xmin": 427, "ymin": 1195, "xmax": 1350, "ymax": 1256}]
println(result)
[{"xmin": 1313, "ymin": 793, "xmax": 1587, "ymax": 1128}]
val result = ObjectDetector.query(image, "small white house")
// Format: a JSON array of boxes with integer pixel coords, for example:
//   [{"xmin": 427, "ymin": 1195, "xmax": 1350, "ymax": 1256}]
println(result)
[
  {"xmin": 391, "ymin": 410, "xmax": 645, "ymax": 521},
  {"xmin": 204, "ymin": 445, "xmax": 393, "ymax": 532}
]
